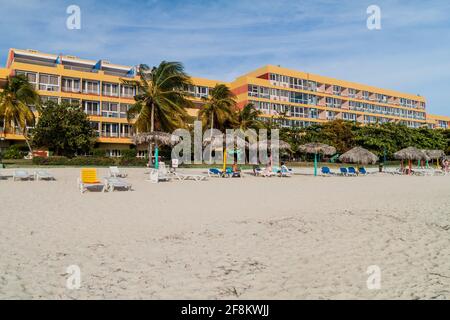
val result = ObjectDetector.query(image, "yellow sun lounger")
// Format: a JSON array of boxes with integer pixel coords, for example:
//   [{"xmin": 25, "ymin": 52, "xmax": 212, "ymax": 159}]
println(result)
[{"xmin": 78, "ymin": 168, "xmax": 105, "ymax": 193}]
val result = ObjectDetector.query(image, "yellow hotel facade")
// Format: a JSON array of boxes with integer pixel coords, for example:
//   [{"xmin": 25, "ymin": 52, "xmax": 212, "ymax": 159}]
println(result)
[{"xmin": 0, "ymin": 49, "xmax": 448, "ymax": 156}]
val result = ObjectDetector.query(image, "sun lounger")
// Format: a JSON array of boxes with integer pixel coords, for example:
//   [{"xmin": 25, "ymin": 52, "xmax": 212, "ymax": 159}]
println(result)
[
  {"xmin": 148, "ymin": 162, "xmax": 171, "ymax": 183},
  {"xmin": 208, "ymin": 168, "xmax": 223, "ymax": 177},
  {"xmin": 174, "ymin": 172, "xmax": 208, "ymax": 181},
  {"xmin": 34, "ymin": 170, "xmax": 55, "ymax": 181},
  {"xmin": 347, "ymin": 167, "xmax": 358, "ymax": 176},
  {"xmin": 279, "ymin": 166, "xmax": 293, "ymax": 177},
  {"xmin": 13, "ymin": 170, "xmax": 32, "ymax": 181},
  {"xmin": 104, "ymin": 177, "xmax": 132, "ymax": 191},
  {"xmin": 358, "ymin": 167, "xmax": 368, "ymax": 175},
  {"xmin": 109, "ymin": 166, "xmax": 127, "ymax": 178},
  {"xmin": 78, "ymin": 168, "xmax": 106, "ymax": 193},
  {"xmin": 339, "ymin": 167, "xmax": 348, "ymax": 176},
  {"xmin": 321, "ymin": 166, "xmax": 331, "ymax": 175}
]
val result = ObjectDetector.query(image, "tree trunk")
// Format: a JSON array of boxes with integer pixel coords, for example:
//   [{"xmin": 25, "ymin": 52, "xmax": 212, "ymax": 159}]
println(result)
[
  {"xmin": 209, "ymin": 113, "xmax": 214, "ymax": 164},
  {"xmin": 17, "ymin": 122, "xmax": 33, "ymax": 155},
  {"xmin": 148, "ymin": 103, "xmax": 155, "ymax": 167}
]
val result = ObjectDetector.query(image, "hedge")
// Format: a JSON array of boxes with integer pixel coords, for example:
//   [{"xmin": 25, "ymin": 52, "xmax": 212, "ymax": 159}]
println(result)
[{"xmin": 32, "ymin": 156, "xmax": 148, "ymax": 167}]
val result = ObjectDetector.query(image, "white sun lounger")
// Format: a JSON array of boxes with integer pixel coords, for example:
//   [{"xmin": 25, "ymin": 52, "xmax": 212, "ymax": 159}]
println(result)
[
  {"xmin": 174, "ymin": 172, "xmax": 208, "ymax": 181},
  {"xmin": 34, "ymin": 170, "xmax": 55, "ymax": 181},
  {"xmin": 109, "ymin": 166, "xmax": 128, "ymax": 178},
  {"xmin": 104, "ymin": 177, "xmax": 132, "ymax": 192},
  {"xmin": 13, "ymin": 170, "xmax": 33, "ymax": 181}
]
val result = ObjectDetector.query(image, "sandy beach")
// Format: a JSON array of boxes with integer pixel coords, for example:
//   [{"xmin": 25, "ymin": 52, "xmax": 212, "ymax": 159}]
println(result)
[{"xmin": 1, "ymin": 167, "xmax": 450, "ymax": 299}]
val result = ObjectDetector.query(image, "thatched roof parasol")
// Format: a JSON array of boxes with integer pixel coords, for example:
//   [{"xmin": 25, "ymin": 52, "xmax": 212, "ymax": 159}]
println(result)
[
  {"xmin": 339, "ymin": 146, "xmax": 379, "ymax": 165},
  {"xmin": 422, "ymin": 149, "xmax": 445, "ymax": 159},
  {"xmin": 394, "ymin": 147, "xmax": 430, "ymax": 161},
  {"xmin": 133, "ymin": 131, "xmax": 180, "ymax": 146},
  {"xmin": 250, "ymin": 139, "xmax": 292, "ymax": 151},
  {"xmin": 298, "ymin": 142, "xmax": 336, "ymax": 155},
  {"xmin": 203, "ymin": 134, "xmax": 250, "ymax": 149}
]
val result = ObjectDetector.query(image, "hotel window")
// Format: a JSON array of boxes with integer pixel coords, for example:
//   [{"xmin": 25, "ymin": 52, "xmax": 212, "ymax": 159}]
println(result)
[
  {"xmin": 62, "ymin": 77, "xmax": 81, "ymax": 93},
  {"xmin": 137, "ymin": 150, "xmax": 148, "ymax": 158},
  {"xmin": 61, "ymin": 98, "xmax": 80, "ymax": 106},
  {"xmin": 290, "ymin": 106, "xmax": 304, "ymax": 117},
  {"xmin": 107, "ymin": 149, "xmax": 122, "ymax": 157},
  {"xmin": 83, "ymin": 101, "xmax": 100, "ymax": 115},
  {"xmin": 342, "ymin": 112, "xmax": 357, "ymax": 122},
  {"xmin": 101, "ymin": 123, "xmax": 119, "ymax": 138},
  {"xmin": 248, "ymin": 85, "xmax": 259, "ymax": 97},
  {"xmin": 16, "ymin": 70, "xmax": 38, "ymax": 88},
  {"xmin": 308, "ymin": 81, "xmax": 317, "ymax": 92},
  {"xmin": 196, "ymin": 86, "xmax": 208, "ymax": 98},
  {"xmin": 40, "ymin": 96, "xmax": 59, "ymax": 105},
  {"xmin": 102, "ymin": 82, "xmax": 119, "ymax": 97},
  {"xmin": 101, "ymin": 102, "xmax": 119, "ymax": 118},
  {"xmin": 308, "ymin": 108, "xmax": 318, "ymax": 119},
  {"xmin": 348, "ymin": 89, "xmax": 357, "ymax": 98},
  {"xmin": 290, "ymin": 92, "xmax": 308, "ymax": 104},
  {"xmin": 83, "ymin": 80, "xmax": 100, "ymax": 95},
  {"xmin": 39, "ymin": 74, "xmax": 59, "ymax": 92},
  {"xmin": 327, "ymin": 111, "xmax": 337, "ymax": 120},
  {"xmin": 121, "ymin": 85, "xmax": 135, "ymax": 98},
  {"xmin": 90, "ymin": 122, "xmax": 100, "ymax": 136},
  {"xmin": 326, "ymin": 97, "xmax": 342, "ymax": 108},
  {"xmin": 121, "ymin": 124, "xmax": 133, "ymax": 137},
  {"xmin": 308, "ymin": 95, "xmax": 317, "ymax": 105},
  {"xmin": 258, "ymin": 86, "xmax": 270, "ymax": 99},
  {"xmin": 332, "ymin": 86, "xmax": 341, "ymax": 95},
  {"xmin": 119, "ymin": 104, "xmax": 131, "ymax": 118},
  {"xmin": 362, "ymin": 91, "xmax": 370, "ymax": 100}
]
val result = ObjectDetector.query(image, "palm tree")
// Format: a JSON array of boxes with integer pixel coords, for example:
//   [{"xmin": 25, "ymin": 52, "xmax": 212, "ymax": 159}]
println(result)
[
  {"xmin": 235, "ymin": 103, "xmax": 264, "ymax": 131},
  {"xmin": 198, "ymin": 84, "xmax": 237, "ymax": 131},
  {"xmin": 0, "ymin": 75, "xmax": 40, "ymax": 152},
  {"xmin": 123, "ymin": 62, "xmax": 192, "ymax": 166}
]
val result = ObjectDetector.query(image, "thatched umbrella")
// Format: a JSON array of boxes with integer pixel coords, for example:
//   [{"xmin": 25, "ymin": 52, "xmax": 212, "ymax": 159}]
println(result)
[
  {"xmin": 298, "ymin": 143, "xmax": 336, "ymax": 176},
  {"xmin": 394, "ymin": 147, "xmax": 429, "ymax": 175},
  {"xmin": 254, "ymin": 139, "xmax": 292, "ymax": 152},
  {"xmin": 133, "ymin": 132, "xmax": 180, "ymax": 169},
  {"xmin": 422, "ymin": 149, "xmax": 445, "ymax": 168},
  {"xmin": 339, "ymin": 147, "xmax": 378, "ymax": 165}
]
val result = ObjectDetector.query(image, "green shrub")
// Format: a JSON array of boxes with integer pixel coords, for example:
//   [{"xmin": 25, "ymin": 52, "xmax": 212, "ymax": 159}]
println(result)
[
  {"xmin": 92, "ymin": 149, "xmax": 106, "ymax": 157},
  {"xmin": 121, "ymin": 149, "xmax": 137, "ymax": 159},
  {"xmin": 32, "ymin": 156, "xmax": 147, "ymax": 167},
  {"xmin": 3, "ymin": 145, "xmax": 27, "ymax": 160}
]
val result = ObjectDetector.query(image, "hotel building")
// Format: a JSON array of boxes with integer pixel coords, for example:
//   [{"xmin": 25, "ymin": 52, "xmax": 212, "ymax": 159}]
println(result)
[{"xmin": 0, "ymin": 49, "xmax": 448, "ymax": 155}]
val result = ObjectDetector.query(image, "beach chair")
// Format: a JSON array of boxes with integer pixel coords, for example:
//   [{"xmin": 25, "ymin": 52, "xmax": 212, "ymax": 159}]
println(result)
[
  {"xmin": 109, "ymin": 166, "xmax": 127, "ymax": 178},
  {"xmin": 208, "ymin": 168, "xmax": 223, "ymax": 177},
  {"xmin": 321, "ymin": 166, "xmax": 331, "ymax": 175},
  {"xmin": 339, "ymin": 167, "xmax": 348, "ymax": 176},
  {"xmin": 358, "ymin": 167, "xmax": 368, "ymax": 175},
  {"xmin": 174, "ymin": 172, "xmax": 208, "ymax": 181},
  {"xmin": 13, "ymin": 170, "xmax": 32, "ymax": 181},
  {"xmin": 149, "ymin": 163, "xmax": 172, "ymax": 183},
  {"xmin": 78, "ymin": 168, "xmax": 106, "ymax": 193},
  {"xmin": 104, "ymin": 177, "xmax": 132, "ymax": 192},
  {"xmin": 34, "ymin": 170, "xmax": 55, "ymax": 181},
  {"xmin": 279, "ymin": 166, "xmax": 293, "ymax": 177},
  {"xmin": 347, "ymin": 167, "xmax": 358, "ymax": 176}
]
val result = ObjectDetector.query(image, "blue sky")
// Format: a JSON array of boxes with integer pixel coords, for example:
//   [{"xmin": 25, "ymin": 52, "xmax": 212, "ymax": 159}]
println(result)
[{"xmin": 0, "ymin": 0, "xmax": 449, "ymax": 115}]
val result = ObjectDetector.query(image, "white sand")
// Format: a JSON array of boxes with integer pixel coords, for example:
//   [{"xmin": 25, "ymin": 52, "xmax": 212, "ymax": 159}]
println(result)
[{"xmin": 0, "ymin": 167, "xmax": 450, "ymax": 299}]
